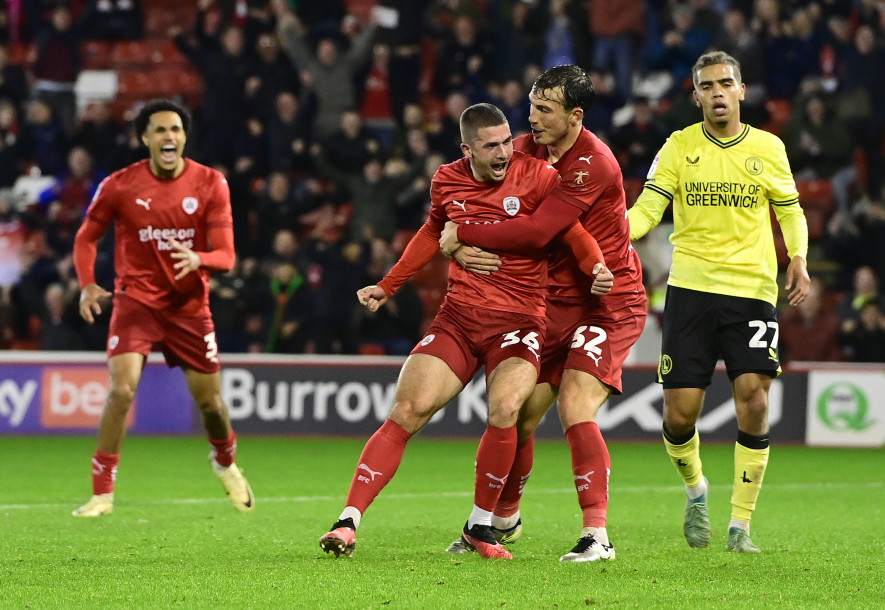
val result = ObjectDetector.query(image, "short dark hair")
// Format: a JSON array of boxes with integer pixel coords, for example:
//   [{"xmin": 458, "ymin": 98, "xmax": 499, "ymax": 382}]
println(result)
[
  {"xmin": 134, "ymin": 99, "xmax": 192, "ymax": 136},
  {"xmin": 531, "ymin": 65, "xmax": 596, "ymax": 111},
  {"xmin": 692, "ymin": 51, "xmax": 743, "ymax": 86},
  {"xmin": 459, "ymin": 103, "xmax": 508, "ymax": 143}
]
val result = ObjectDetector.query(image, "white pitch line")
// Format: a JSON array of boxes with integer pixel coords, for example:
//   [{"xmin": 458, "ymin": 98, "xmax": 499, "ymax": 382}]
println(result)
[{"xmin": 1, "ymin": 481, "xmax": 881, "ymax": 511}]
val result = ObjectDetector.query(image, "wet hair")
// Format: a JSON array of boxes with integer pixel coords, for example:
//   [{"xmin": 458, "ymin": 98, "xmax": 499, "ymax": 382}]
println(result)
[
  {"xmin": 134, "ymin": 99, "xmax": 192, "ymax": 136},
  {"xmin": 459, "ymin": 103, "xmax": 508, "ymax": 143},
  {"xmin": 531, "ymin": 65, "xmax": 596, "ymax": 111},
  {"xmin": 692, "ymin": 51, "xmax": 743, "ymax": 86}
]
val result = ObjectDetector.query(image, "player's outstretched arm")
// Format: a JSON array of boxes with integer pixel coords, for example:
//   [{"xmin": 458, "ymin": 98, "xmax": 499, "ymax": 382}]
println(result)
[
  {"xmin": 356, "ymin": 285, "xmax": 389, "ymax": 312},
  {"xmin": 784, "ymin": 255, "xmax": 810, "ymax": 306}
]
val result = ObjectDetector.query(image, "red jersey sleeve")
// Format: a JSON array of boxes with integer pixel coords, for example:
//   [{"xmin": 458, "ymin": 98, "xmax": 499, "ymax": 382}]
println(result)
[
  {"xmin": 73, "ymin": 215, "xmax": 109, "ymax": 287},
  {"xmin": 457, "ymin": 187, "xmax": 584, "ymax": 250},
  {"xmin": 193, "ymin": 173, "xmax": 235, "ymax": 271}
]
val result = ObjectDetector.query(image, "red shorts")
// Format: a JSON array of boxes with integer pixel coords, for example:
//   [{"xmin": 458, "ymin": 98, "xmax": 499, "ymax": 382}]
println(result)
[
  {"xmin": 107, "ymin": 292, "xmax": 221, "ymax": 374},
  {"xmin": 411, "ymin": 300, "xmax": 546, "ymax": 386},
  {"xmin": 539, "ymin": 296, "xmax": 646, "ymax": 394}
]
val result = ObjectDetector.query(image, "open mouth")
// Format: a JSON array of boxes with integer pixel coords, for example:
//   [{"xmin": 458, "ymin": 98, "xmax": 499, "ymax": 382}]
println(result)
[
  {"xmin": 160, "ymin": 144, "xmax": 178, "ymax": 163},
  {"xmin": 712, "ymin": 102, "xmax": 727, "ymax": 116},
  {"xmin": 490, "ymin": 161, "xmax": 507, "ymax": 177}
]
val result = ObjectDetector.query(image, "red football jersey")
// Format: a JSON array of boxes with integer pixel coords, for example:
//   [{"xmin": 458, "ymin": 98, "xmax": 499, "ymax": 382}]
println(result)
[
  {"xmin": 515, "ymin": 129, "xmax": 645, "ymax": 311},
  {"xmin": 431, "ymin": 152, "xmax": 561, "ymax": 316},
  {"xmin": 84, "ymin": 159, "xmax": 233, "ymax": 317}
]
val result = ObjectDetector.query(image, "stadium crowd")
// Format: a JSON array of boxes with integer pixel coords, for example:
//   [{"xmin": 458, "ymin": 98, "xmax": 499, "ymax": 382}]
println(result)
[{"xmin": 0, "ymin": 0, "xmax": 883, "ymax": 363}]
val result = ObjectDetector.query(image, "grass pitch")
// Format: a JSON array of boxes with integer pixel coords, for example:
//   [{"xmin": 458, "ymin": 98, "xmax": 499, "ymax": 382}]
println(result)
[{"xmin": 1, "ymin": 435, "xmax": 883, "ymax": 608}]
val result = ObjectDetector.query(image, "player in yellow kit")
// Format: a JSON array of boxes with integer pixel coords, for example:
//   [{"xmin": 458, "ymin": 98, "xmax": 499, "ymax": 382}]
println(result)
[{"xmin": 629, "ymin": 51, "xmax": 810, "ymax": 553}]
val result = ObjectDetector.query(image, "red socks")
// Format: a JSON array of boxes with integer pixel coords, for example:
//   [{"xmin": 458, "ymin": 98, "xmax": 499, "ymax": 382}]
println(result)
[
  {"xmin": 474, "ymin": 424, "xmax": 518, "ymax": 511},
  {"xmin": 209, "ymin": 430, "xmax": 237, "ymax": 467},
  {"xmin": 91, "ymin": 450, "xmax": 120, "ymax": 495},
  {"xmin": 344, "ymin": 419, "xmax": 413, "ymax": 513},
  {"xmin": 494, "ymin": 435, "xmax": 534, "ymax": 517},
  {"xmin": 566, "ymin": 421, "xmax": 611, "ymax": 528}
]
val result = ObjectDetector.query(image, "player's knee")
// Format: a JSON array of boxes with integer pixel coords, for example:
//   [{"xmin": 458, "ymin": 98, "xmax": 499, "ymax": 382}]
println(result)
[
  {"xmin": 106, "ymin": 382, "xmax": 137, "ymax": 410},
  {"xmin": 195, "ymin": 393, "xmax": 225, "ymax": 416},
  {"xmin": 389, "ymin": 399, "xmax": 435, "ymax": 432}
]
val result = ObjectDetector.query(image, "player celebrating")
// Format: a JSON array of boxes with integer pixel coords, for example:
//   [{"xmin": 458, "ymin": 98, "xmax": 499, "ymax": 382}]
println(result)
[
  {"xmin": 629, "ymin": 51, "xmax": 810, "ymax": 552},
  {"xmin": 318, "ymin": 103, "xmax": 611, "ymax": 560},
  {"xmin": 71, "ymin": 99, "xmax": 254, "ymax": 517},
  {"xmin": 440, "ymin": 65, "xmax": 646, "ymax": 562}
]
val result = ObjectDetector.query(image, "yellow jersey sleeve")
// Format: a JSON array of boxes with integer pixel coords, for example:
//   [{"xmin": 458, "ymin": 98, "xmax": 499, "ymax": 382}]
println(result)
[{"xmin": 631, "ymin": 122, "xmax": 807, "ymax": 305}]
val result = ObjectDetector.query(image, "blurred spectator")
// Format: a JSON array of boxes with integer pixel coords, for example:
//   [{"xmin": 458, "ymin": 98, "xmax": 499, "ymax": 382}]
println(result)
[
  {"xmin": 209, "ymin": 259, "xmax": 252, "ymax": 353},
  {"xmin": 359, "ymin": 43, "xmax": 397, "ymax": 151},
  {"xmin": 494, "ymin": 79, "xmax": 530, "ymax": 137},
  {"xmin": 38, "ymin": 146, "xmax": 104, "ymax": 226},
  {"xmin": 301, "ymin": 237, "xmax": 369, "ymax": 353},
  {"xmin": 394, "ymin": 151, "xmax": 443, "ymax": 231},
  {"xmin": 838, "ymin": 24, "xmax": 885, "ymax": 201},
  {"xmin": 433, "ymin": 14, "xmax": 492, "ymax": 99},
  {"xmin": 713, "ymin": 8, "xmax": 767, "ymax": 125},
  {"xmin": 20, "ymin": 97, "xmax": 68, "ymax": 176},
  {"xmin": 319, "ymin": 111, "xmax": 380, "ymax": 179},
  {"xmin": 542, "ymin": 0, "xmax": 582, "ymax": 70},
  {"xmin": 275, "ymin": 1, "xmax": 377, "ymax": 139},
  {"xmin": 243, "ymin": 30, "xmax": 301, "ymax": 123},
  {"xmin": 172, "ymin": 15, "xmax": 253, "ymax": 167},
  {"xmin": 649, "ymin": 4, "xmax": 713, "ymax": 94},
  {"xmin": 39, "ymin": 281, "xmax": 86, "ymax": 350},
  {"xmin": 72, "ymin": 101, "xmax": 127, "ymax": 174},
  {"xmin": 81, "ymin": 0, "xmax": 143, "ymax": 40},
  {"xmin": 783, "ymin": 92, "xmax": 857, "ymax": 219},
  {"xmin": 836, "ymin": 265, "xmax": 884, "ymax": 322},
  {"xmin": 428, "ymin": 90, "xmax": 469, "ymax": 162},
  {"xmin": 839, "ymin": 300, "xmax": 885, "ymax": 362},
  {"xmin": 311, "ymin": 144, "xmax": 424, "ymax": 242},
  {"xmin": 611, "ymin": 96, "xmax": 669, "ymax": 181},
  {"xmin": 265, "ymin": 89, "xmax": 314, "ymax": 173},
  {"xmin": 250, "ymin": 171, "xmax": 302, "ymax": 258},
  {"xmin": 374, "ymin": 0, "xmax": 430, "ymax": 120},
  {"xmin": 0, "ymin": 189, "xmax": 37, "ymax": 347},
  {"xmin": 588, "ymin": 0, "xmax": 644, "ymax": 100},
  {"xmin": 253, "ymin": 258, "xmax": 312, "ymax": 353},
  {"xmin": 491, "ymin": 0, "xmax": 544, "ymax": 84},
  {"xmin": 29, "ymin": 5, "xmax": 82, "ymax": 137},
  {"xmin": 822, "ymin": 201, "xmax": 885, "ymax": 287},
  {"xmin": 0, "ymin": 99, "xmax": 24, "ymax": 187},
  {"xmin": 779, "ymin": 277, "xmax": 843, "ymax": 363},
  {"xmin": 581, "ymin": 70, "xmax": 624, "ymax": 139},
  {"xmin": 0, "ymin": 43, "xmax": 30, "ymax": 111},
  {"xmin": 758, "ymin": 5, "xmax": 820, "ymax": 101}
]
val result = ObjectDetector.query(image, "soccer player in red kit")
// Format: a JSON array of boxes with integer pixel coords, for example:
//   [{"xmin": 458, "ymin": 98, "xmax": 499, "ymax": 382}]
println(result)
[
  {"xmin": 319, "ymin": 103, "xmax": 611, "ymax": 560},
  {"xmin": 442, "ymin": 65, "xmax": 647, "ymax": 561},
  {"xmin": 71, "ymin": 99, "xmax": 254, "ymax": 517}
]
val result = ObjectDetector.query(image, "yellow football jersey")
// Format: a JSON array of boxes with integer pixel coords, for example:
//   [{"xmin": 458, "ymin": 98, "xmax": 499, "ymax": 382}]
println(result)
[{"xmin": 629, "ymin": 122, "xmax": 808, "ymax": 305}]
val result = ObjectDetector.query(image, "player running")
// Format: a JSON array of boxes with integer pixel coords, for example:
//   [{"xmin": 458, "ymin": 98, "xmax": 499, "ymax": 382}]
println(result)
[{"xmin": 71, "ymin": 99, "xmax": 254, "ymax": 517}]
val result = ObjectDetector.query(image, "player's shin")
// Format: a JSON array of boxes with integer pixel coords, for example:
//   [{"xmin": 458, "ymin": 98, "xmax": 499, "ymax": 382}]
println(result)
[
  {"xmin": 663, "ymin": 426, "xmax": 705, "ymax": 492},
  {"xmin": 730, "ymin": 430, "xmax": 770, "ymax": 529}
]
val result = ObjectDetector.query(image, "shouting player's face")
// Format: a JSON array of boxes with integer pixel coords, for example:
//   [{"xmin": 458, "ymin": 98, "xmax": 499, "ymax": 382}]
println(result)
[
  {"xmin": 693, "ymin": 63, "xmax": 746, "ymax": 136},
  {"xmin": 463, "ymin": 123, "xmax": 513, "ymax": 183},
  {"xmin": 528, "ymin": 86, "xmax": 581, "ymax": 147},
  {"xmin": 142, "ymin": 110, "xmax": 187, "ymax": 179}
]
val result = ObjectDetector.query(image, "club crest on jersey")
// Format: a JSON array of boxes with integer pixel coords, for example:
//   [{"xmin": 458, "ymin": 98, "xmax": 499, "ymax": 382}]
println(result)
[
  {"xmin": 745, "ymin": 156, "xmax": 763, "ymax": 176},
  {"xmin": 421, "ymin": 334, "xmax": 435, "ymax": 346},
  {"xmin": 182, "ymin": 197, "xmax": 199, "ymax": 215},
  {"xmin": 503, "ymin": 196, "xmax": 520, "ymax": 216},
  {"xmin": 108, "ymin": 335, "xmax": 119, "ymax": 350}
]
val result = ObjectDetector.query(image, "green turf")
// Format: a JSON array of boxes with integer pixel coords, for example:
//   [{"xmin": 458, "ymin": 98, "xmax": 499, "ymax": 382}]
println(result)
[{"xmin": 1, "ymin": 436, "xmax": 883, "ymax": 608}]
